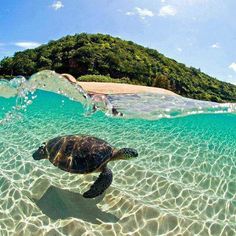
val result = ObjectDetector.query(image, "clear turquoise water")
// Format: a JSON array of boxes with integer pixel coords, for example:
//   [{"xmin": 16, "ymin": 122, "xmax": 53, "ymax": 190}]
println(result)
[{"xmin": 0, "ymin": 72, "xmax": 236, "ymax": 235}]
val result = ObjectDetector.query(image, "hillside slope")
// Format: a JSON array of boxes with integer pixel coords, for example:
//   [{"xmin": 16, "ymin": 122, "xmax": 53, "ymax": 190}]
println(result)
[{"xmin": 0, "ymin": 33, "xmax": 236, "ymax": 102}]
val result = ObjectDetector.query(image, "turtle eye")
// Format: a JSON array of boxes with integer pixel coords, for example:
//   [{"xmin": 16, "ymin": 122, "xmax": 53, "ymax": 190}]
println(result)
[{"xmin": 40, "ymin": 142, "xmax": 46, "ymax": 148}]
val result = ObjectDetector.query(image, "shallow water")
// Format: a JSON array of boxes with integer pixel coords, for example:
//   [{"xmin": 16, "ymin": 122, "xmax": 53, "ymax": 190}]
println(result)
[{"xmin": 0, "ymin": 72, "xmax": 236, "ymax": 235}]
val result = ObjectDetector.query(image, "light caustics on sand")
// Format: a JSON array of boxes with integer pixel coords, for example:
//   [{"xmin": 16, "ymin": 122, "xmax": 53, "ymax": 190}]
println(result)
[{"xmin": 0, "ymin": 70, "xmax": 236, "ymax": 235}]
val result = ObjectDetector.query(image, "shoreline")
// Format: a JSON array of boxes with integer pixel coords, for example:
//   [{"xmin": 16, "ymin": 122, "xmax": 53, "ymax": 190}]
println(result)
[
  {"xmin": 77, "ymin": 82, "xmax": 178, "ymax": 96},
  {"xmin": 61, "ymin": 73, "xmax": 178, "ymax": 96}
]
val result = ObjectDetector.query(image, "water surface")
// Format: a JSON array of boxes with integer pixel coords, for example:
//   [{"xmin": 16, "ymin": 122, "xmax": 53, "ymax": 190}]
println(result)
[{"xmin": 0, "ymin": 72, "xmax": 236, "ymax": 235}]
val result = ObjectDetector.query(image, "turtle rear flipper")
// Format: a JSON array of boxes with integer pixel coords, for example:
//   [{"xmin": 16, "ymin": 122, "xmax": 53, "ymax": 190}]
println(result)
[{"xmin": 83, "ymin": 167, "xmax": 113, "ymax": 198}]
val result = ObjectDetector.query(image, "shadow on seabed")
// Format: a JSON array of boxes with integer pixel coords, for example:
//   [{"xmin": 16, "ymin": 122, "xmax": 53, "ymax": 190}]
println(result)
[{"xmin": 34, "ymin": 185, "xmax": 119, "ymax": 224}]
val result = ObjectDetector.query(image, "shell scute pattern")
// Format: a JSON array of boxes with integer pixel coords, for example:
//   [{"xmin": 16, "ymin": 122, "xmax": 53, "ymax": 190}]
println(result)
[
  {"xmin": 46, "ymin": 137, "xmax": 64, "ymax": 161},
  {"xmin": 46, "ymin": 135, "xmax": 114, "ymax": 174}
]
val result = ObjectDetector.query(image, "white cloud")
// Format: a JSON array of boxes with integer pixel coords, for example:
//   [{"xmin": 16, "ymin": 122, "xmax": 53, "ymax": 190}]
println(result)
[
  {"xmin": 211, "ymin": 42, "xmax": 220, "ymax": 48},
  {"xmin": 229, "ymin": 63, "xmax": 236, "ymax": 72},
  {"xmin": 51, "ymin": 1, "xmax": 64, "ymax": 10},
  {"xmin": 159, "ymin": 5, "xmax": 177, "ymax": 16},
  {"xmin": 125, "ymin": 11, "xmax": 135, "ymax": 16},
  {"xmin": 136, "ymin": 7, "xmax": 154, "ymax": 18},
  {"xmin": 126, "ymin": 7, "xmax": 154, "ymax": 19},
  {"xmin": 14, "ymin": 42, "xmax": 41, "ymax": 49},
  {"xmin": 177, "ymin": 47, "xmax": 182, "ymax": 52}
]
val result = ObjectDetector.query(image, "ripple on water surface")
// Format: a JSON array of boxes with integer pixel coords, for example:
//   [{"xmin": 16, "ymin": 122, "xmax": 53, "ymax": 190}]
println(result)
[{"xmin": 0, "ymin": 81, "xmax": 236, "ymax": 235}]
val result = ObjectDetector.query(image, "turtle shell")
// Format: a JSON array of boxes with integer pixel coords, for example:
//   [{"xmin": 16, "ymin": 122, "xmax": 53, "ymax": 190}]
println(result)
[{"xmin": 45, "ymin": 135, "xmax": 114, "ymax": 174}]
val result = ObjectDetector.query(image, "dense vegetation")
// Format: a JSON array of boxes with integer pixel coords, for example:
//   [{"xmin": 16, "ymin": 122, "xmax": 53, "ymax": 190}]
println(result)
[
  {"xmin": 78, "ymin": 74, "xmax": 131, "ymax": 83},
  {"xmin": 0, "ymin": 33, "xmax": 236, "ymax": 102}
]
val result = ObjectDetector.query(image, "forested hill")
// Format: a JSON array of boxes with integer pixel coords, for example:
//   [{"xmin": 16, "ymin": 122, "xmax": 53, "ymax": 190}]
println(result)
[{"xmin": 0, "ymin": 33, "xmax": 236, "ymax": 102}]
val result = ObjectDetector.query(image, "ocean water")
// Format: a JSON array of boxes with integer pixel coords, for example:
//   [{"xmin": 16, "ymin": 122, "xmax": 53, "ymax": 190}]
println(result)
[{"xmin": 0, "ymin": 71, "xmax": 236, "ymax": 235}]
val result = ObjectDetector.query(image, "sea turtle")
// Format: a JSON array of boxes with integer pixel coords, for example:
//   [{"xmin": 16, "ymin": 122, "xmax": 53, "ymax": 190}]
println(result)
[{"xmin": 32, "ymin": 135, "xmax": 138, "ymax": 198}]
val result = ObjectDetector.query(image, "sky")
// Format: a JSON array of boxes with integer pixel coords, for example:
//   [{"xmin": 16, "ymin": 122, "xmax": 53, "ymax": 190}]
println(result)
[{"xmin": 0, "ymin": 0, "xmax": 236, "ymax": 84}]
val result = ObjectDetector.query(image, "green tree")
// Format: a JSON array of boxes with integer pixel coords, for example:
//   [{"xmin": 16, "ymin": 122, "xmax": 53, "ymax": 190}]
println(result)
[{"xmin": 0, "ymin": 33, "xmax": 236, "ymax": 102}]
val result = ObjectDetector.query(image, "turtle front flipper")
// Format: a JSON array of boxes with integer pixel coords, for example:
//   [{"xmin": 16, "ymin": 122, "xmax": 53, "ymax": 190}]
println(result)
[{"xmin": 83, "ymin": 167, "xmax": 113, "ymax": 198}]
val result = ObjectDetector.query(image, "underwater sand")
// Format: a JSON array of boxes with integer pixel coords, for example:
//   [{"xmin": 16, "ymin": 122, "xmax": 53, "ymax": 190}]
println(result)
[{"xmin": 0, "ymin": 71, "xmax": 236, "ymax": 235}]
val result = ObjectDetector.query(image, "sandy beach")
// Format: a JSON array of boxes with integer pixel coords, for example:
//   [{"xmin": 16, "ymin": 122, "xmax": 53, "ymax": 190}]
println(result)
[
  {"xmin": 77, "ymin": 82, "xmax": 178, "ymax": 96},
  {"xmin": 61, "ymin": 73, "xmax": 178, "ymax": 96}
]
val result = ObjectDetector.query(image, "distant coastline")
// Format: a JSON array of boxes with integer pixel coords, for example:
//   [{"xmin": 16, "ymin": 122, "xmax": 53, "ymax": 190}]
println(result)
[
  {"xmin": 61, "ymin": 73, "xmax": 177, "ymax": 96},
  {"xmin": 77, "ymin": 82, "xmax": 178, "ymax": 96},
  {"xmin": 1, "ymin": 33, "xmax": 236, "ymax": 103}
]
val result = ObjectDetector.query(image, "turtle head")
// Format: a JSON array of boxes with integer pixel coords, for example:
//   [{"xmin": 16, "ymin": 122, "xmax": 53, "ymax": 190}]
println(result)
[
  {"xmin": 33, "ymin": 144, "xmax": 48, "ymax": 160},
  {"xmin": 113, "ymin": 148, "xmax": 138, "ymax": 160}
]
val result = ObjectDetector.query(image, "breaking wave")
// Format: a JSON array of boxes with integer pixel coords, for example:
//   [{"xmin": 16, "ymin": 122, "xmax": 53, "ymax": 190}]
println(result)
[{"xmin": 1, "ymin": 70, "xmax": 236, "ymax": 124}]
